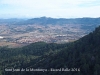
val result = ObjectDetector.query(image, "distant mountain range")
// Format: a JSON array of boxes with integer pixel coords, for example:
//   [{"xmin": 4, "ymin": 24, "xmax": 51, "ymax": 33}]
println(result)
[
  {"xmin": 26, "ymin": 17, "xmax": 100, "ymax": 25},
  {"xmin": 0, "ymin": 17, "xmax": 100, "ymax": 25},
  {"xmin": 0, "ymin": 17, "xmax": 100, "ymax": 30}
]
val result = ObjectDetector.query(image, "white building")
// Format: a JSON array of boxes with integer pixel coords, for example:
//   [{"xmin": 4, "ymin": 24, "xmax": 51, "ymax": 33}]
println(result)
[{"xmin": 0, "ymin": 36, "xmax": 3, "ymax": 39}]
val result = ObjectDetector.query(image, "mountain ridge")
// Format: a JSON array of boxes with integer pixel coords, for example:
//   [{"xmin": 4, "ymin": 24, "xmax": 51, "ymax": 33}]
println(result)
[
  {"xmin": 17, "ymin": 17, "xmax": 100, "ymax": 25},
  {"xmin": 0, "ymin": 17, "xmax": 100, "ymax": 25}
]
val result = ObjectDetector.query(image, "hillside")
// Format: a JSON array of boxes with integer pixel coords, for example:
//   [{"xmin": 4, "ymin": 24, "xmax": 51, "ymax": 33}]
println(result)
[
  {"xmin": 0, "ymin": 42, "xmax": 67, "ymax": 75},
  {"xmin": 31, "ymin": 26, "xmax": 100, "ymax": 75},
  {"xmin": 19, "ymin": 26, "xmax": 100, "ymax": 75},
  {"xmin": 0, "ymin": 26, "xmax": 100, "ymax": 75}
]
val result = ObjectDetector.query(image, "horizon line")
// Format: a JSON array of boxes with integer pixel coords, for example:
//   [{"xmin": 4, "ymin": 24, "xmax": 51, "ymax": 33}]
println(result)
[{"xmin": 0, "ymin": 16, "xmax": 100, "ymax": 19}]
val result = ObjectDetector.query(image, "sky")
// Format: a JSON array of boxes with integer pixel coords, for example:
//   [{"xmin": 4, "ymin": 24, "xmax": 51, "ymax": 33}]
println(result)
[{"xmin": 0, "ymin": 0, "xmax": 100, "ymax": 18}]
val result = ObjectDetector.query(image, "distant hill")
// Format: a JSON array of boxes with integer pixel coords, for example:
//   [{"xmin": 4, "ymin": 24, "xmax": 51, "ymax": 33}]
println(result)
[
  {"xmin": 26, "ymin": 17, "xmax": 100, "ymax": 30},
  {"xmin": 0, "ymin": 17, "xmax": 100, "ymax": 31},
  {"xmin": 26, "ymin": 17, "xmax": 100, "ymax": 25},
  {"xmin": 0, "ymin": 24, "xmax": 100, "ymax": 75},
  {"xmin": 14, "ymin": 17, "xmax": 100, "ymax": 26},
  {"xmin": 0, "ymin": 17, "xmax": 100, "ymax": 25}
]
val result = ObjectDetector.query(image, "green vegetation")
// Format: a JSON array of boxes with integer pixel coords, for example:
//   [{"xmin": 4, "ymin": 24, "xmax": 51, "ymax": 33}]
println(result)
[{"xmin": 0, "ymin": 26, "xmax": 100, "ymax": 75}]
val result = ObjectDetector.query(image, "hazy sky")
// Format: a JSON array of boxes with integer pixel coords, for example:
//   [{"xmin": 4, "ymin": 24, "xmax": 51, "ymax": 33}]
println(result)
[{"xmin": 0, "ymin": 0, "xmax": 100, "ymax": 18}]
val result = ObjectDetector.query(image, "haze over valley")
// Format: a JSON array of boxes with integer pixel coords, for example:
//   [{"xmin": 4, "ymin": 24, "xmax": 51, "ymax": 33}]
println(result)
[{"xmin": 0, "ymin": 17, "xmax": 100, "ymax": 47}]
